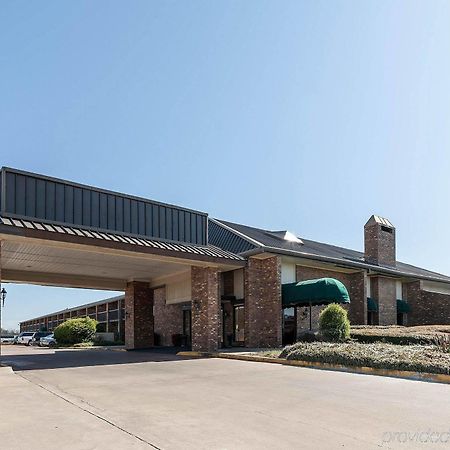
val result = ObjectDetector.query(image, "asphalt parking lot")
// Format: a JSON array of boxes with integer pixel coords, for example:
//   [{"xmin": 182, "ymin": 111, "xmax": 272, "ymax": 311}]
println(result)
[{"xmin": 1, "ymin": 345, "xmax": 450, "ymax": 450}]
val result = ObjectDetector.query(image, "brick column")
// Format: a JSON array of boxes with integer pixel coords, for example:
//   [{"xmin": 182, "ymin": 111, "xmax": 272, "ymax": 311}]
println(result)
[
  {"xmin": 191, "ymin": 266, "xmax": 220, "ymax": 352},
  {"xmin": 125, "ymin": 281, "xmax": 154, "ymax": 350},
  {"xmin": 245, "ymin": 256, "xmax": 282, "ymax": 348},
  {"xmin": 371, "ymin": 276, "xmax": 396, "ymax": 325},
  {"xmin": 347, "ymin": 272, "xmax": 367, "ymax": 324}
]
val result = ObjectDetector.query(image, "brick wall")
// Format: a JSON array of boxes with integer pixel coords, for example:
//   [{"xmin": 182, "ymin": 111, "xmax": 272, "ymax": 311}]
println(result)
[
  {"xmin": 153, "ymin": 287, "xmax": 186, "ymax": 346},
  {"xmin": 295, "ymin": 266, "xmax": 366, "ymax": 330},
  {"xmin": 191, "ymin": 266, "xmax": 220, "ymax": 352},
  {"xmin": 125, "ymin": 281, "xmax": 154, "ymax": 349},
  {"xmin": 404, "ymin": 281, "xmax": 450, "ymax": 325},
  {"xmin": 245, "ymin": 256, "xmax": 282, "ymax": 348}
]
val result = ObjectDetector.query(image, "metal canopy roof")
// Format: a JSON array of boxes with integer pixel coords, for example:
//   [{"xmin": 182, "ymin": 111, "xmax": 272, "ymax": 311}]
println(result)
[{"xmin": 0, "ymin": 216, "xmax": 243, "ymax": 261}]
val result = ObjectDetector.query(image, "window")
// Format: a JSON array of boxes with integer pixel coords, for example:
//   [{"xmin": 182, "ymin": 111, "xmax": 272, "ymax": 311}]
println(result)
[{"xmin": 96, "ymin": 323, "xmax": 106, "ymax": 332}]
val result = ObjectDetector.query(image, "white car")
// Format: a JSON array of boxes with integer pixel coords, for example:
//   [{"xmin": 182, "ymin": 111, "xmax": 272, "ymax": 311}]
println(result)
[
  {"xmin": 39, "ymin": 333, "xmax": 56, "ymax": 347},
  {"xmin": 16, "ymin": 332, "xmax": 35, "ymax": 345},
  {"xmin": 1, "ymin": 336, "xmax": 15, "ymax": 344}
]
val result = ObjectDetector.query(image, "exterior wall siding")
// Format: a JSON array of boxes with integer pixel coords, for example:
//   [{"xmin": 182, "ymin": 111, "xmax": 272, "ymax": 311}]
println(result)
[
  {"xmin": 404, "ymin": 281, "xmax": 450, "ymax": 325},
  {"xmin": 1, "ymin": 167, "xmax": 207, "ymax": 245},
  {"xmin": 153, "ymin": 287, "xmax": 186, "ymax": 346}
]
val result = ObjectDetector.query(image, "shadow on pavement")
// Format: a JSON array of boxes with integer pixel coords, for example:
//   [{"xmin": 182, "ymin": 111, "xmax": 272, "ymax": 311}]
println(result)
[{"xmin": 0, "ymin": 346, "xmax": 192, "ymax": 371}]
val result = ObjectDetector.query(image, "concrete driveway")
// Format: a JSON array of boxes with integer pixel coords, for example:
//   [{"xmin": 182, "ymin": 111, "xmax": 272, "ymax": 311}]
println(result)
[{"xmin": 1, "ymin": 345, "xmax": 450, "ymax": 450}]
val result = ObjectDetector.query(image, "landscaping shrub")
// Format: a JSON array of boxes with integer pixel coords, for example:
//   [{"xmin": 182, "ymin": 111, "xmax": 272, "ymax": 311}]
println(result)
[
  {"xmin": 319, "ymin": 303, "xmax": 350, "ymax": 342},
  {"xmin": 297, "ymin": 330, "xmax": 319, "ymax": 343},
  {"xmin": 54, "ymin": 317, "xmax": 97, "ymax": 345},
  {"xmin": 280, "ymin": 341, "xmax": 450, "ymax": 375}
]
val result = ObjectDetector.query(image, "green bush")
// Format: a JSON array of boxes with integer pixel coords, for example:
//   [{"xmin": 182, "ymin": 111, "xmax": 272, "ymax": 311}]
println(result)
[
  {"xmin": 319, "ymin": 303, "xmax": 350, "ymax": 342},
  {"xmin": 54, "ymin": 317, "xmax": 97, "ymax": 345}
]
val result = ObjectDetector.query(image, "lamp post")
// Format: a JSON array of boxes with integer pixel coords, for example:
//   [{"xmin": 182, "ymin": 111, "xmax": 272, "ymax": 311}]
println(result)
[{"xmin": 0, "ymin": 287, "xmax": 7, "ymax": 357}]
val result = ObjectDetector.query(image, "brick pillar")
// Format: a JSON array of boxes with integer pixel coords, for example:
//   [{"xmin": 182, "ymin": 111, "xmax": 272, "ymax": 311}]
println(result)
[
  {"xmin": 191, "ymin": 266, "xmax": 220, "ymax": 352},
  {"xmin": 245, "ymin": 256, "xmax": 282, "ymax": 348},
  {"xmin": 348, "ymin": 272, "xmax": 368, "ymax": 325},
  {"xmin": 371, "ymin": 276, "xmax": 396, "ymax": 325},
  {"xmin": 403, "ymin": 281, "xmax": 421, "ymax": 325},
  {"xmin": 125, "ymin": 281, "xmax": 154, "ymax": 350}
]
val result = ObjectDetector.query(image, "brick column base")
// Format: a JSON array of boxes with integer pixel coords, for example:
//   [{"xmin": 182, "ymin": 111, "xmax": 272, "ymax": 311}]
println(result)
[
  {"xmin": 245, "ymin": 256, "xmax": 282, "ymax": 348},
  {"xmin": 125, "ymin": 281, "xmax": 154, "ymax": 350},
  {"xmin": 191, "ymin": 266, "xmax": 220, "ymax": 352}
]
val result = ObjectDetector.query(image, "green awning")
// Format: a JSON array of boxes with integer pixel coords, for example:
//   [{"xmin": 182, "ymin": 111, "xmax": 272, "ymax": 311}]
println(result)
[
  {"xmin": 282, "ymin": 278, "xmax": 350, "ymax": 307},
  {"xmin": 367, "ymin": 297, "xmax": 378, "ymax": 312},
  {"xmin": 397, "ymin": 299, "xmax": 411, "ymax": 314}
]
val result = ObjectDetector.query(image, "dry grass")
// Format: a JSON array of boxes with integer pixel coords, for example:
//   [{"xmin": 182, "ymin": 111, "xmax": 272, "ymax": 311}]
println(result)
[
  {"xmin": 350, "ymin": 325, "xmax": 450, "ymax": 347},
  {"xmin": 279, "ymin": 341, "xmax": 450, "ymax": 375},
  {"xmin": 351, "ymin": 325, "xmax": 450, "ymax": 334},
  {"xmin": 256, "ymin": 349, "xmax": 282, "ymax": 358}
]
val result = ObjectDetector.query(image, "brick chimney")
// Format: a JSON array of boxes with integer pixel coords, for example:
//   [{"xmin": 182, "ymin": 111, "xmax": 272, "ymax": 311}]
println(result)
[{"xmin": 364, "ymin": 215, "xmax": 396, "ymax": 267}]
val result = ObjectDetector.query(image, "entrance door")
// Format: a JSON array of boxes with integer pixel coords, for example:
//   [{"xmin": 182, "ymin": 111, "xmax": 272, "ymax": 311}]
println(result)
[
  {"xmin": 233, "ymin": 305, "xmax": 245, "ymax": 345},
  {"xmin": 282, "ymin": 307, "xmax": 297, "ymax": 345},
  {"xmin": 183, "ymin": 309, "xmax": 192, "ymax": 347}
]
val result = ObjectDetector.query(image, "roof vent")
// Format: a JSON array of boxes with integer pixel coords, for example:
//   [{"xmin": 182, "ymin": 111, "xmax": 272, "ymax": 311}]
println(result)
[
  {"xmin": 283, "ymin": 231, "xmax": 303, "ymax": 244},
  {"xmin": 268, "ymin": 230, "xmax": 303, "ymax": 244}
]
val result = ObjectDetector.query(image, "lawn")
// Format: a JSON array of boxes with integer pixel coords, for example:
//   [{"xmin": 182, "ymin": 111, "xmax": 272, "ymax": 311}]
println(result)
[
  {"xmin": 350, "ymin": 325, "xmax": 450, "ymax": 346},
  {"xmin": 278, "ymin": 341, "xmax": 450, "ymax": 375},
  {"xmin": 254, "ymin": 326, "xmax": 450, "ymax": 375}
]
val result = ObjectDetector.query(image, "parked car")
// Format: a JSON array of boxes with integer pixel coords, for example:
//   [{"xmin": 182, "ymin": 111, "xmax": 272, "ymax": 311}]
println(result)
[
  {"xmin": 39, "ymin": 333, "xmax": 57, "ymax": 348},
  {"xmin": 30, "ymin": 331, "xmax": 52, "ymax": 346},
  {"xmin": 0, "ymin": 335, "xmax": 15, "ymax": 344},
  {"xmin": 16, "ymin": 332, "xmax": 35, "ymax": 345}
]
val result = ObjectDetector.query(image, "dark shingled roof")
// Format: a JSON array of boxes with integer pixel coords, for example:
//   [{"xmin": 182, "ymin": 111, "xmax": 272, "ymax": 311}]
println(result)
[{"xmin": 210, "ymin": 218, "xmax": 450, "ymax": 284}]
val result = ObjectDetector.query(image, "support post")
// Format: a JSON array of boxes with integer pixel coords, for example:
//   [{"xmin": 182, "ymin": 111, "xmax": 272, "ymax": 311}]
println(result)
[
  {"xmin": 244, "ymin": 256, "xmax": 282, "ymax": 348},
  {"xmin": 125, "ymin": 281, "xmax": 154, "ymax": 350},
  {"xmin": 191, "ymin": 267, "xmax": 220, "ymax": 352}
]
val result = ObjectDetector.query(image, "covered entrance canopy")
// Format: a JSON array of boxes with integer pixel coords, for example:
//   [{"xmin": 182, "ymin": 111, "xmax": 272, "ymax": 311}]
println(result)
[
  {"xmin": 282, "ymin": 277, "xmax": 350, "ymax": 329},
  {"xmin": 0, "ymin": 167, "xmax": 245, "ymax": 351}
]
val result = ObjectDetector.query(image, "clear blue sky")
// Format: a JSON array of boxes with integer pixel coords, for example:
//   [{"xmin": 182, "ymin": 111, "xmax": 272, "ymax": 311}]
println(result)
[{"xmin": 1, "ymin": 1, "xmax": 450, "ymax": 330}]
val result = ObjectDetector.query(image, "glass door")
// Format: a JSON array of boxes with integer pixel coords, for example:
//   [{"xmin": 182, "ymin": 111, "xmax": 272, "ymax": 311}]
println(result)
[
  {"xmin": 233, "ymin": 305, "xmax": 245, "ymax": 345},
  {"xmin": 282, "ymin": 307, "xmax": 297, "ymax": 345}
]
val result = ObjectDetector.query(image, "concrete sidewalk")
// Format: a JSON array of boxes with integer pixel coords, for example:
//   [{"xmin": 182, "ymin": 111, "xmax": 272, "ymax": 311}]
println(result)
[
  {"xmin": 3, "ymin": 346, "xmax": 450, "ymax": 449},
  {"xmin": 0, "ymin": 366, "xmax": 151, "ymax": 450}
]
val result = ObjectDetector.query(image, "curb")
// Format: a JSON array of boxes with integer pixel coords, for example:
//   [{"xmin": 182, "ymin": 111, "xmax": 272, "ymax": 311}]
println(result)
[
  {"xmin": 55, "ymin": 345, "xmax": 126, "ymax": 351},
  {"xmin": 216, "ymin": 353, "xmax": 450, "ymax": 384},
  {"xmin": 177, "ymin": 351, "xmax": 450, "ymax": 384},
  {"xmin": 176, "ymin": 351, "xmax": 214, "ymax": 358}
]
